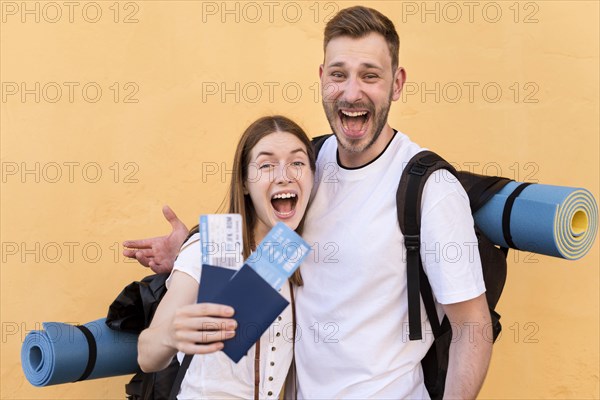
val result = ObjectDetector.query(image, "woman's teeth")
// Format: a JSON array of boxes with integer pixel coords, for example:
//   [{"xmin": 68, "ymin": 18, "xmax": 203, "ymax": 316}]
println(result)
[{"xmin": 272, "ymin": 193, "xmax": 297, "ymax": 199}]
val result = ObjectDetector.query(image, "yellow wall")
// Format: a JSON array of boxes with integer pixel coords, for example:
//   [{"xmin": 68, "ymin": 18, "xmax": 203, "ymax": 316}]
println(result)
[{"xmin": 1, "ymin": 1, "xmax": 598, "ymax": 398}]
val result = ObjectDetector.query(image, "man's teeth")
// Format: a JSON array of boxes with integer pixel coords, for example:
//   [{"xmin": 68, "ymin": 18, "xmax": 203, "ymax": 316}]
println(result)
[
  {"xmin": 272, "ymin": 193, "xmax": 297, "ymax": 199},
  {"xmin": 341, "ymin": 110, "xmax": 368, "ymax": 117}
]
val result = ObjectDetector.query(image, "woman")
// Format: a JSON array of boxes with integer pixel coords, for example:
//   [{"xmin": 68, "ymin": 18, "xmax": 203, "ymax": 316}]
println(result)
[{"xmin": 137, "ymin": 115, "xmax": 316, "ymax": 399}]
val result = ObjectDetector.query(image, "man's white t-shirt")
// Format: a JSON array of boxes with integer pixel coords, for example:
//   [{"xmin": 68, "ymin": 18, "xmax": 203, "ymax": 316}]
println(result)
[{"xmin": 295, "ymin": 132, "xmax": 486, "ymax": 399}]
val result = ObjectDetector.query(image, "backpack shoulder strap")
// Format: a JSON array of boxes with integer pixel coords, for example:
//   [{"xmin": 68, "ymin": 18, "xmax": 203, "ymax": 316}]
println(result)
[
  {"xmin": 397, "ymin": 151, "xmax": 458, "ymax": 341},
  {"xmin": 397, "ymin": 151, "xmax": 458, "ymax": 232},
  {"xmin": 311, "ymin": 134, "xmax": 334, "ymax": 159},
  {"xmin": 169, "ymin": 354, "xmax": 192, "ymax": 399}
]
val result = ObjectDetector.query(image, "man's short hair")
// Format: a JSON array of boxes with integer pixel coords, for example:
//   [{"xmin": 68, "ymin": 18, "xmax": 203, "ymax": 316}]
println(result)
[{"xmin": 324, "ymin": 6, "xmax": 400, "ymax": 71}]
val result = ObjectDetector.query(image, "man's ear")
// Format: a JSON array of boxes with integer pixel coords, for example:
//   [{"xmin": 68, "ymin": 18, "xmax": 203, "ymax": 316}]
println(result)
[
  {"xmin": 391, "ymin": 67, "xmax": 406, "ymax": 102},
  {"xmin": 319, "ymin": 64, "xmax": 324, "ymax": 80}
]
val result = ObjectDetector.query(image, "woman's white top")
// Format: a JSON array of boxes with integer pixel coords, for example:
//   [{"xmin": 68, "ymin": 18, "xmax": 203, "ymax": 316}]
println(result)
[{"xmin": 166, "ymin": 233, "xmax": 294, "ymax": 399}]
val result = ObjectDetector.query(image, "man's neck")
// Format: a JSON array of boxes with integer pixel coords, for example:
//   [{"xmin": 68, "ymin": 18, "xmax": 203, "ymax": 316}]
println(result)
[{"xmin": 338, "ymin": 124, "xmax": 395, "ymax": 169}]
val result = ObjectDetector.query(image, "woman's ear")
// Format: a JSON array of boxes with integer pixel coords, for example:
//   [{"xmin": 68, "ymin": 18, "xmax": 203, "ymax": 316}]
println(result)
[{"xmin": 243, "ymin": 182, "xmax": 249, "ymax": 195}]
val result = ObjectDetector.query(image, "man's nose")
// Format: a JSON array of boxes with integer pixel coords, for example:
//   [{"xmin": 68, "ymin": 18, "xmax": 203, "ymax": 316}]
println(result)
[{"xmin": 342, "ymin": 77, "xmax": 363, "ymax": 103}]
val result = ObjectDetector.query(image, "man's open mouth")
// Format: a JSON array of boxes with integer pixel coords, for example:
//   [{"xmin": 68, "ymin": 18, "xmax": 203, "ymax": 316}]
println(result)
[
  {"xmin": 271, "ymin": 192, "xmax": 298, "ymax": 218},
  {"xmin": 338, "ymin": 109, "xmax": 370, "ymax": 136}
]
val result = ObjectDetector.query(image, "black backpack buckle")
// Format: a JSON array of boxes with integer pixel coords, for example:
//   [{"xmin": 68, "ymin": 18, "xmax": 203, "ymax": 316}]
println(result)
[
  {"xmin": 404, "ymin": 234, "xmax": 421, "ymax": 251},
  {"xmin": 409, "ymin": 164, "xmax": 427, "ymax": 176}
]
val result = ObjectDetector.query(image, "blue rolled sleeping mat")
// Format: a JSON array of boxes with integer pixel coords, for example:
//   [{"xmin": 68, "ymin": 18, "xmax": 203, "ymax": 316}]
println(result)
[
  {"xmin": 458, "ymin": 172, "xmax": 598, "ymax": 260},
  {"xmin": 21, "ymin": 318, "xmax": 139, "ymax": 386},
  {"xmin": 21, "ymin": 273, "xmax": 171, "ymax": 388}
]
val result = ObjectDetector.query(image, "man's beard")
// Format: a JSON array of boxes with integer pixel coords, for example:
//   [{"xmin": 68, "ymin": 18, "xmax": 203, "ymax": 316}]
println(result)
[{"xmin": 323, "ymin": 91, "xmax": 393, "ymax": 154}]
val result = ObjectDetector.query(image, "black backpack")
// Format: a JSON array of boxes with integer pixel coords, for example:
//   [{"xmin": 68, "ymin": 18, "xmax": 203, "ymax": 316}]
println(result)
[
  {"xmin": 313, "ymin": 134, "xmax": 515, "ymax": 400},
  {"xmin": 106, "ymin": 273, "xmax": 180, "ymax": 400}
]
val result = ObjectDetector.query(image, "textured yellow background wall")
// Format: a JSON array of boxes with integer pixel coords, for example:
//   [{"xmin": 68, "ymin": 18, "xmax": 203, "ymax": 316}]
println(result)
[{"xmin": 1, "ymin": 1, "xmax": 598, "ymax": 398}]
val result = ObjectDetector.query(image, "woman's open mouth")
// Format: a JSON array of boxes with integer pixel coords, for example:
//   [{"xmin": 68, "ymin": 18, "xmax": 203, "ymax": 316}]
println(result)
[
  {"xmin": 338, "ymin": 109, "xmax": 370, "ymax": 138},
  {"xmin": 271, "ymin": 192, "xmax": 299, "ymax": 219}
]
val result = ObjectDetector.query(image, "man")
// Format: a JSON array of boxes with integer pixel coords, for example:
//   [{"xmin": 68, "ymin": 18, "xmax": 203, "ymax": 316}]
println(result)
[{"xmin": 125, "ymin": 6, "xmax": 492, "ymax": 398}]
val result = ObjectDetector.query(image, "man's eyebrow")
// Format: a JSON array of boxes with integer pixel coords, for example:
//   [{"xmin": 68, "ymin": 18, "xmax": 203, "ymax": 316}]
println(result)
[
  {"xmin": 328, "ymin": 61, "xmax": 346, "ymax": 68},
  {"xmin": 327, "ymin": 61, "xmax": 384, "ymax": 70},
  {"xmin": 362, "ymin": 62, "xmax": 383, "ymax": 70}
]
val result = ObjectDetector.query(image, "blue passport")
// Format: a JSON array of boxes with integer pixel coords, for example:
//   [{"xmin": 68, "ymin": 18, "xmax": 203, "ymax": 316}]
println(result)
[
  {"xmin": 196, "ymin": 221, "xmax": 311, "ymax": 362},
  {"xmin": 198, "ymin": 264, "xmax": 289, "ymax": 363}
]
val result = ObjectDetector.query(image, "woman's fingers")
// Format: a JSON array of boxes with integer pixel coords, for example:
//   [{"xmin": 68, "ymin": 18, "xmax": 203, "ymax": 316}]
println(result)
[
  {"xmin": 176, "ymin": 303, "xmax": 235, "ymax": 319},
  {"xmin": 175, "ymin": 328, "xmax": 236, "ymax": 345},
  {"xmin": 177, "ymin": 341, "xmax": 225, "ymax": 355},
  {"xmin": 173, "ymin": 317, "xmax": 236, "ymax": 337},
  {"xmin": 170, "ymin": 302, "xmax": 238, "ymax": 354}
]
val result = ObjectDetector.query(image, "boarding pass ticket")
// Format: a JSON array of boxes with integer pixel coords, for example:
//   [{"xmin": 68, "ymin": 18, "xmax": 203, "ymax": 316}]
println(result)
[
  {"xmin": 245, "ymin": 222, "xmax": 312, "ymax": 290},
  {"xmin": 199, "ymin": 214, "xmax": 243, "ymax": 269}
]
